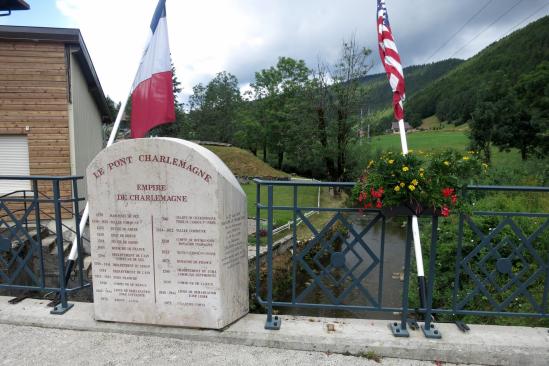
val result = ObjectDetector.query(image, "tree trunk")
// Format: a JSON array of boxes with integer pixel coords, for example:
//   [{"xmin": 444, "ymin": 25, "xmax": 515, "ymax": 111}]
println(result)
[
  {"xmin": 263, "ymin": 140, "xmax": 267, "ymax": 162},
  {"xmin": 317, "ymin": 107, "xmax": 337, "ymax": 180},
  {"xmin": 277, "ymin": 151, "xmax": 284, "ymax": 169},
  {"xmin": 521, "ymin": 147, "xmax": 528, "ymax": 161}
]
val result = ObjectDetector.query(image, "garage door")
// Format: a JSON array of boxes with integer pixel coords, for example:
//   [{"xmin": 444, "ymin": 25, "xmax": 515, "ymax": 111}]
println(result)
[{"xmin": 0, "ymin": 135, "xmax": 31, "ymax": 195}]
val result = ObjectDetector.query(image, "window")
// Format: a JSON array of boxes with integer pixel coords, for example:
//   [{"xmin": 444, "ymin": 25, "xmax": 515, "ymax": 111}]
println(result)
[{"xmin": 0, "ymin": 135, "xmax": 31, "ymax": 195}]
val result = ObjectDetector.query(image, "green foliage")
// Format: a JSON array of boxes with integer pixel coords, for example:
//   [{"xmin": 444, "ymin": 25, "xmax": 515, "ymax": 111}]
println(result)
[
  {"xmin": 412, "ymin": 194, "xmax": 549, "ymax": 327},
  {"xmin": 352, "ymin": 150, "xmax": 484, "ymax": 214},
  {"xmin": 250, "ymin": 57, "xmax": 311, "ymax": 168},
  {"xmin": 408, "ymin": 16, "xmax": 549, "ymax": 120},
  {"xmin": 405, "ymin": 156, "xmax": 549, "ymax": 327},
  {"xmin": 186, "ymin": 71, "xmax": 243, "ymax": 143},
  {"xmin": 308, "ymin": 36, "xmax": 374, "ymax": 181},
  {"xmin": 469, "ymin": 70, "xmax": 548, "ymax": 162},
  {"xmin": 357, "ymin": 58, "xmax": 463, "ymax": 114}
]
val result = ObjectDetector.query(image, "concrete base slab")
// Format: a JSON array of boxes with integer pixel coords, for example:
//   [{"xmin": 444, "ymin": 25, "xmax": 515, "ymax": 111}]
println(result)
[{"xmin": 0, "ymin": 296, "xmax": 547, "ymax": 366}]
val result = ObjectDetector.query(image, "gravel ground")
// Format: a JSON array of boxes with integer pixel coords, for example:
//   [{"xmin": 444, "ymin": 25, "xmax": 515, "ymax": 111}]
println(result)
[{"xmin": 0, "ymin": 324, "xmax": 470, "ymax": 366}]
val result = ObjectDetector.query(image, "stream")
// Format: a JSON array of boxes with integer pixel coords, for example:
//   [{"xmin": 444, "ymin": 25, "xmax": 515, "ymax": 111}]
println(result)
[{"xmin": 285, "ymin": 213, "xmax": 408, "ymax": 319}]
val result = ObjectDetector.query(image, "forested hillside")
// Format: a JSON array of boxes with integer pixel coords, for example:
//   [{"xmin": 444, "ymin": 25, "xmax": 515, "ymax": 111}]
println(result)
[
  {"xmin": 406, "ymin": 15, "xmax": 549, "ymax": 125},
  {"xmin": 111, "ymin": 16, "xmax": 548, "ymax": 180},
  {"xmin": 358, "ymin": 58, "xmax": 463, "ymax": 113},
  {"xmin": 405, "ymin": 15, "xmax": 549, "ymax": 161}
]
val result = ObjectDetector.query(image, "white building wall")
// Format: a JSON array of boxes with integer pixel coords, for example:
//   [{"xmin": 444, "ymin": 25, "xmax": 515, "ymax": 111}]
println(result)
[{"xmin": 69, "ymin": 52, "xmax": 105, "ymax": 198}]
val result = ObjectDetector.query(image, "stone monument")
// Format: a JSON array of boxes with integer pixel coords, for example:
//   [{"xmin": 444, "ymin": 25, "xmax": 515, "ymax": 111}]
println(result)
[{"xmin": 86, "ymin": 138, "xmax": 249, "ymax": 329}]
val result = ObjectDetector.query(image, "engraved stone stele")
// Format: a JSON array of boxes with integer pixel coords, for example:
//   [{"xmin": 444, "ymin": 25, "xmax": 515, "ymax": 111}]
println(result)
[{"xmin": 86, "ymin": 138, "xmax": 249, "ymax": 329}]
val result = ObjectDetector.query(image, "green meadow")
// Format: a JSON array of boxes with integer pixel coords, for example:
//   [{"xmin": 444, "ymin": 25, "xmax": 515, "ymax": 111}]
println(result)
[{"xmin": 241, "ymin": 183, "xmax": 320, "ymax": 226}]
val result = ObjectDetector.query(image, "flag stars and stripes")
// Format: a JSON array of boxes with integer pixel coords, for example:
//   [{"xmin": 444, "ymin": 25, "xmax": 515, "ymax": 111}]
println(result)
[{"xmin": 377, "ymin": 0, "xmax": 405, "ymax": 121}]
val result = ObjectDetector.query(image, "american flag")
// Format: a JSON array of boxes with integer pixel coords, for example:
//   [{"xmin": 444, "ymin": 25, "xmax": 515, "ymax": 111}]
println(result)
[{"xmin": 377, "ymin": 0, "xmax": 405, "ymax": 121}]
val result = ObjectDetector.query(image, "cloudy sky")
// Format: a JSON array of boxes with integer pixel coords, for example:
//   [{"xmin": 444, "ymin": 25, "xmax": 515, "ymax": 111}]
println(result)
[{"xmin": 3, "ymin": 0, "xmax": 548, "ymax": 103}]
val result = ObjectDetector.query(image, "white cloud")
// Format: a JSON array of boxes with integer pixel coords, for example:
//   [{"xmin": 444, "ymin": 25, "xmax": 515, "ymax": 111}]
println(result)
[
  {"xmin": 56, "ymin": 0, "xmax": 270, "ymax": 103},
  {"xmin": 55, "ymin": 0, "xmax": 549, "ymax": 104}
]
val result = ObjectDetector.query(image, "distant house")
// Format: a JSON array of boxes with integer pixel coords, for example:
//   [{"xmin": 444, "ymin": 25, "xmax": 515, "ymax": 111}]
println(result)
[
  {"xmin": 0, "ymin": 26, "xmax": 111, "ymax": 197},
  {"xmin": 390, "ymin": 121, "xmax": 412, "ymax": 134}
]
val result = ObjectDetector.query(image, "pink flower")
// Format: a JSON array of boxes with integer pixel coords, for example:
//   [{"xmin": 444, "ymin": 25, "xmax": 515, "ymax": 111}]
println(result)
[
  {"xmin": 376, "ymin": 200, "xmax": 383, "ymax": 209},
  {"xmin": 451, "ymin": 194, "xmax": 457, "ymax": 205}
]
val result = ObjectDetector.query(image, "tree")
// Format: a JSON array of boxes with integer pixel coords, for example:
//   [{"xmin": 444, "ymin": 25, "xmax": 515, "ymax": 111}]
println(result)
[
  {"xmin": 513, "ymin": 61, "xmax": 549, "ymax": 158},
  {"xmin": 470, "ymin": 101, "xmax": 496, "ymax": 163},
  {"xmin": 470, "ymin": 68, "xmax": 548, "ymax": 162},
  {"xmin": 251, "ymin": 57, "xmax": 310, "ymax": 168},
  {"xmin": 310, "ymin": 36, "xmax": 373, "ymax": 181},
  {"xmin": 232, "ymin": 108, "xmax": 262, "ymax": 156},
  {"xmin": 187, "ymin": 72, "xmax": 242, "ymax": 143}
]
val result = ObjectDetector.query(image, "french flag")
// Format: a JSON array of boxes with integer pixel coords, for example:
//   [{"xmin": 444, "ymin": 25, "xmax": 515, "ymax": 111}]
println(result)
[{"xmin": 130, "ymin": 0, "xmax": 175, "ymax": 138}]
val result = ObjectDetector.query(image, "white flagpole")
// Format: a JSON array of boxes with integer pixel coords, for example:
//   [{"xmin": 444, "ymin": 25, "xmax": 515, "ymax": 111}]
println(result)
[
  {"xmin": 64, "ymin": 0, "xmax": 170, "ymax": 286},
  {"xmin": 64, "ymin": 94, "xmax": 130, "ymax": 283},
  {"xmin": 397, "ymin": 118, "xmax": 427, "ymax": 307}
]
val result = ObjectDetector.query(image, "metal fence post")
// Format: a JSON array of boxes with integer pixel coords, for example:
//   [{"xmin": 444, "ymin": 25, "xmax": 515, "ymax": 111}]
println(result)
[
  {"xmin": 264, "ymin": 184, "xmax": 281, "ymax": 329},
  {"xmin": 255, "ymin": 182, "xmax": 261, "ymax": 304},
  {"xmin": 422, "ymin": 214, "xmax": 441, "ymax": 338},
  {"xmin": 292, "ymin": 185, "xmax": 298, "ymax": 304},
  {"xmin": 32, "ymin": 180, "xmax": 46, "ymax": 289},
  {"xmin": 50, "ymin": 179, "xmax": 74, "ymax": 314}
]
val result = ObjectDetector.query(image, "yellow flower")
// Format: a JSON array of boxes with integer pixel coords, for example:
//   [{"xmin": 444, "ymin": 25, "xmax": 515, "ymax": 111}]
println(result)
[
  {"xmin": 482, "ymin": 163, "xmax": 489, "ymax": 169},
  {"xmin": 411, "ymin": 179, "xmax": 418, "ymax": 186},
  {"xmin": 419, "ymin": 168, "xmax": 424, "ymax": 172},
  {"xmin": 400, "ymin": 182, "xmax": 405, "ymax": 187},
  {"xmin": 443, "ymin": 161, "xmax": 450, "ymax": 166},
  {"xmin": 402, "ymin": 166, "xmax": 409, "ymax": 172},
  {"xmin": 388, "ymin": 159, "xmax": 394, "ymax": 164},
  {"xmin": 420, "ymin": 172, "xmax": 424, "ymax": 177},
  {"xmin": 394, "ymin": 185, "xmax": 400, "ymax": 192},
  {"xmin": 462, "ymin": 156, "xmax": 470, "ymax": 161},
  {"xmin": 408, "ymin": 185, "xmax": 416, "ymax": 191},
  {"xmin": 368, "ymin": 160, "xmax": 374, "ymax": 168}
]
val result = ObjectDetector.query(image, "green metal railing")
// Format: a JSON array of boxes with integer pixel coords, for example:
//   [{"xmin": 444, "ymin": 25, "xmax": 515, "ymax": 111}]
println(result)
[
  {"xmin": 0, "ymin": 175, "xmax": 89, "ymax": 314},
  {"xmin": 254, "ymin": 179, "xmax": 549, "ymax": 338}
]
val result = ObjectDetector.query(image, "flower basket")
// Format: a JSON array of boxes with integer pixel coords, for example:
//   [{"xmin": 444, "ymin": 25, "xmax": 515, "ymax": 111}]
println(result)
[
  {"xmin": 380, "ymin": 202, "xmax": 441, "ymax": 218},
  {"xmin": 353, "ymin": 150, "xmax": 485, "ymax": 217}
]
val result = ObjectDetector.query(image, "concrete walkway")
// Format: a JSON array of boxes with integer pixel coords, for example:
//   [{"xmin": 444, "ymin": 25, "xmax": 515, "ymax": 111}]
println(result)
[
  {"xmin": 0, "ymin": 296, "xmax": 547, "ymax": 366},
  {"xmin": 0, "ymin": 323, "xmax": 464, "ymax": 366}
]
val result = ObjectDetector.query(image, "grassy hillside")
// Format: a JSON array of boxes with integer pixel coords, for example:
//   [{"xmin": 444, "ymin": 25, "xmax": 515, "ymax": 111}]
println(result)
[
  {"xmin": 369, "ymin": 131, "xmax": 469, "ymax": 152},
  {"xmin": 406, "ymin": 16, "xmax": 549, "ymax": 124},
  {"xmin": 420, "ymin": 116, "xmax": 469, "ymax": 131},
  {"xmin": 205, "ymin": 145, "xmax": 288, "ymax": 178}
]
